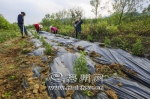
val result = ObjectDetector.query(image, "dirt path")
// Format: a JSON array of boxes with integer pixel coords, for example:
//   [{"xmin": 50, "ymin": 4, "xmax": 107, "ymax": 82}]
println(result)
[{"xmin": 0, "ymin": 37, "xmax": 52, "ymax": 99}]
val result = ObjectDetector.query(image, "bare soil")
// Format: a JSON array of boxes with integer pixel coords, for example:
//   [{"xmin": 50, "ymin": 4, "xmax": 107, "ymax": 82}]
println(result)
[{"xmin": 0, "ymin": 37, "xmax": 53, "ymax": 99}]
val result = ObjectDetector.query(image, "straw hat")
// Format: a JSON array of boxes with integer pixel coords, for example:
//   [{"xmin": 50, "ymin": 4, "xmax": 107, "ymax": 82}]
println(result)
[
  {"xmin": 39, "ymin": 25, "xmax": 43, "ymax": 28},
  {"xmin": 50, "ymin": 26, "xmax": 52, "ymax": 29}
]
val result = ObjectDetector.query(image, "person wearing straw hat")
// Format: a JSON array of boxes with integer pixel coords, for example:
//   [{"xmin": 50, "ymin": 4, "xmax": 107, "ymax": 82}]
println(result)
[
  {"xmin": 17, "ymin": 12, "xmax": 28, "ymax": 38},
  {"xmin": 34, "ymin": 23, "xmax": 43, "ymax": 33},
  {"xmin": 50, "ymin": 26, "xmax": 58, "ymax": 34},
  {"xmin": 39, "ymin": 24, "xmax": 43, "ymax": 31}
]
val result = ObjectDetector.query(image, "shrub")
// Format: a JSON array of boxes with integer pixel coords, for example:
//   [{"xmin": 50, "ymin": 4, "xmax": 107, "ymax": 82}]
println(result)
[
  {"xmin": 132, "ymin": 39, "xmax": 144, "ymax": 56},
  {"xmin": 106, "ymin": 25, "xmax": 118, "ymax": 37},
  {"xmin": 111, "ymin": 36, "xmax": 123, "ymax": 48},
  {"xmin": 95, "ymin": 21, "xmax": 107, "ymax": 35},
  {"xmin": 104, "ymin": 37, "xmax": 111, "ymax": 47},
  {"xmin": 87, "ymin": 35, "xmax": 93, "ymax": 42}
]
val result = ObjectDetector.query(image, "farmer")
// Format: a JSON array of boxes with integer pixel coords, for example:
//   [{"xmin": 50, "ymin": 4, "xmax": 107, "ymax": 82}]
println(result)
[
  {"xmin": 73, "ymin": 17, "xmax": 83, "ymax": 39},
  {"xmin": 72, "ymin": 18, "xmax": 79, "ymax": 39},
  {"xmin": 34, "ymin": 23, "xmax": 43, "ymax": 33},
  {"xmin": 17, "ymin": 12, "xmax": 28, "ymax": 38},
  {"xmin": 50, "ymin": 26, "xmax": 58, "ymax": 34}
]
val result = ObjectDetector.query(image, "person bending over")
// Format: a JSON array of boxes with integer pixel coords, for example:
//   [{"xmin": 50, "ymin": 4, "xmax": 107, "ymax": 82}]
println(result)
[
  {"xmin": 34, "ymin": 23, "xmax": 43, "ymax": 33},
  {"xmin": 50, "ymin": 26, "xmax": 58, "ymax": 34}
]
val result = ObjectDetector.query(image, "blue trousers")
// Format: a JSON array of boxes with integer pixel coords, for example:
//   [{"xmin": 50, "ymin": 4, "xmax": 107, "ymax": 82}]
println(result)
[{"xmin": 18, "ymin": 24, "xmax": 28, "ymax": 36}]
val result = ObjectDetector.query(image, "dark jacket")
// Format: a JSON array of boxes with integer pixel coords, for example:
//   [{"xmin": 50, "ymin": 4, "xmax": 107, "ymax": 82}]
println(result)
[
  {"xmin": 76, "ymin": 20, "xmax": 83, "ymax": 33},
  {"xmin": 17, "ymin": 14, "xmax": 24, "ymax": 25}
]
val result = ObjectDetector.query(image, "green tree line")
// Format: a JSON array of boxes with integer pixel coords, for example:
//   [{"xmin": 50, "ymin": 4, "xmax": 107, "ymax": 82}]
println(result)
[{"xmin": 30, "ymin": 0, "xmax": 149, "ymax": 56}]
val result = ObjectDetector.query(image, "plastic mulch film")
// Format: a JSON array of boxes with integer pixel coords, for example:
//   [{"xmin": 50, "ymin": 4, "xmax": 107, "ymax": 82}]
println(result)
[
  {"xmin": 92, "ymin": 57, "xmax": 114, "ymax": 65},
  {"xmin": 31, "ymin": 48, "xmax": 45, "ymax": 56},
  {"xmin": 32, "ymin": 66, "xmax": 42, "ymax": 78},
  {"xmin": 46, "ymin": 53, "xmax": 96, "ymax": 98},
  {"xmin": 39, "ymin": 31, "xmax": 76, "ymax": 45},
  {"xmin": 55, "ymin": 46, "xmax": 68, "ymax": 56},
  {"xmin": 72, "ymin": 41, "xmax": 150, "ymax": 87},
  {"xmin": 35, "ymin": 31, "xmax": 150, "ymax": 98},
  {"xmin": 46, "ymin": 81, "xmax": 66, "ymax": 98},
  {"xmin": 73, "ymin": 41, "xmax": 101, "ymax": 52},
  {"xmin": 50, "ymin": 53, "xmax": 95, "ymax": 77},
  {"xmin": 27, "ymin": 31, "xmax": 32, "ymax": 36},
  {"xmin": 30, "ymin": 38, "xmax": 42, "ymax": 47},
  {"xmin": 100, "ymin": 77, "xmax": 150, "ymax": 99},
  {"xmin": 72, "ymin": 91, "xmax": 109, "ymax": 99}
]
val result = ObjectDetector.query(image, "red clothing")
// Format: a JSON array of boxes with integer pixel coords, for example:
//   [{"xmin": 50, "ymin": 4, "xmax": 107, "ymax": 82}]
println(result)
[
  {"xmin": 50, "ymin": 27, "xmax": 58, "ymax": 33},
  {"xmin": 34, "ymin": 24, "xmax": 39, "ymax": 30}
]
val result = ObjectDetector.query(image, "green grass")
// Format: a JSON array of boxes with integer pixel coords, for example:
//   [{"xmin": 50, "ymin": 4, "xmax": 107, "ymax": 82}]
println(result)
[{"xmin": 0, "ymin": 30, "xmax": 19, "ymax": 43}]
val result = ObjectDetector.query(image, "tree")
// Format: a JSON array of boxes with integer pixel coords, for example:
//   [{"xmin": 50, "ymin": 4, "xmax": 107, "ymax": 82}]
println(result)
[
  {"xmin": 112, "ymin": 0, "xmax": 150, "ymax": 24},
  {"xmin": 68, "ymin": 7, "xmax": 84, "ymax": 19},
  {"xmin": 90, "ymin": 0, "xmax": 101, "ymax": 18},
  {"xmin": 0, "ymin": 14, "xmax": 11, "ymax": 29}
]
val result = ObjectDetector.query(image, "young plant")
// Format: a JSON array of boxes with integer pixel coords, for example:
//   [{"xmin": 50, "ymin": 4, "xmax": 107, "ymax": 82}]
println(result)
[
  {"xmin": 40, "ymin": 36, "xmax": 47, "ymax": 46},
  {"xmin": 82, "ymin": 90, "xmax": 92, "ymax": 96},
  {"xmin": 34, "ymin": 33, "xmax": 40, "ymax": 39},
  {"xmin": 103, "ymin": 75, "xmax": 109, "ymax": 78},
  {"xmin": 2, "ymin": 91, "xmax": 12, "ymax": 98},
  {"xmin": 9, "ymin": 75, "xmax": 15, "ymax": 80},
  {"xmin": 45, "ymin": 44, "xmax": 52, "ymax": 55},
  {"xmin": 0, "ymin": 67, "xmax": 3, "ymax": 70},
  {"xmin": 9, "ymin": 65, "xmax": 14, "ymax": 69},
  {"xmin": 73, "ymin": 51, "xmax": 89, "ymax": 81}
]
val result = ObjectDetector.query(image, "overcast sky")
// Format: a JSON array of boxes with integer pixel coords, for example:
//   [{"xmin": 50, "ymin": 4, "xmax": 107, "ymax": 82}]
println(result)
[
  {"xmin": 0, "ymin": 0, "xmax": 114, "ymax": 25},
  {"xmin": 0, "ymin": 0, "xmax": 149, "ymax": 25}
]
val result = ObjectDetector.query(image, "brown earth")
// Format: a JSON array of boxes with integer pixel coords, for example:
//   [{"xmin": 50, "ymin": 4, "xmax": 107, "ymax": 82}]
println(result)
[{"xmin": 0, "ymin": 37, "xmax": 54, "ymax": 99}]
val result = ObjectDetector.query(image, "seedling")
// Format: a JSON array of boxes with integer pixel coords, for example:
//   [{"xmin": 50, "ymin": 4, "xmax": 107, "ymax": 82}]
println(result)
[
  {"xmin": 113, "ymin": 73, "xmax": 118, "ymax": 76},
  {"xmin": 103, "ymin": 75, "xmax": 109, "ymax": 78},
  {"xmin": 2, "ymin": 91, "xmax": 12, "ymax": 98},
  {"xmin": 9, "ymin": 75, "xmax": 15, "ymax": 80},
  {"xmin": 82, "ymin": 90, "xmax": 92, "ymax": 96},
  {"xmin": 0, "ymin": 67, "xmax": 3, "ymax": 70},
  {"xmin": 9, "ymin": 65, "xmax": 14, "ymax": 69},
  {"xmin": 40, "ymin": 37, "xmax": 47, "ymax": 46},
  {"xmin": 73, "ymin": 51, "xmax": 89, "ymax": 81},
  {"xmin": 42, "ymin": 81, "xmax": 45, "ymax": 85},
  {"xmin": 122, "ymin": 63, "xmax": 125, "ymax": 66},
  {"xmin": 45, "ymin": 44, "xmax": 52, "ymax": 55}
]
